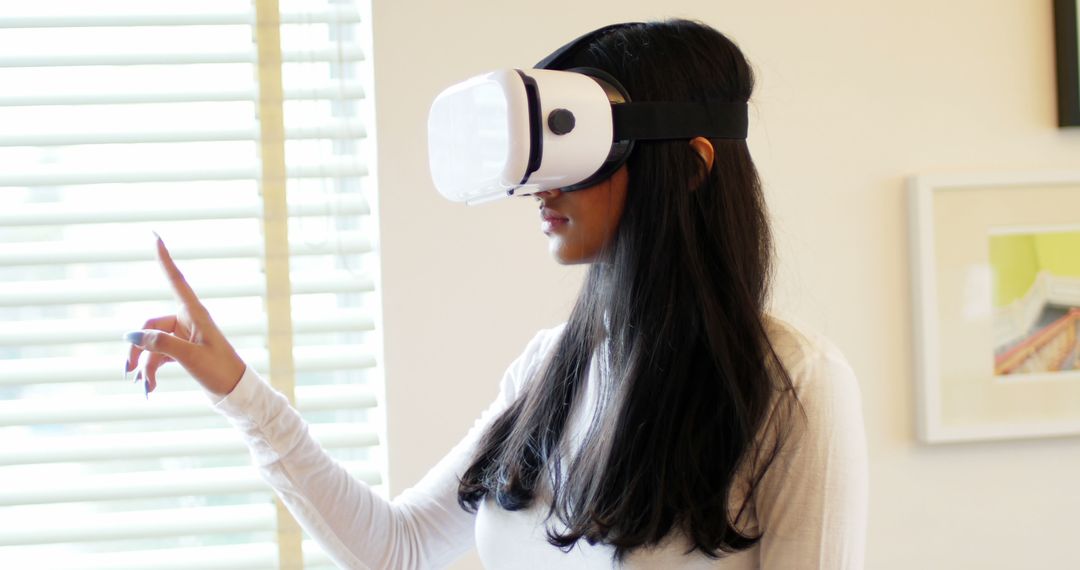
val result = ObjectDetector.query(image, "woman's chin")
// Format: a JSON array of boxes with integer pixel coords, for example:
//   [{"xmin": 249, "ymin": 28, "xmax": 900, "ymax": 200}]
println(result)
[{"xmin": 549, "ymin": 241, "xmax": 593, "ymax": 265}]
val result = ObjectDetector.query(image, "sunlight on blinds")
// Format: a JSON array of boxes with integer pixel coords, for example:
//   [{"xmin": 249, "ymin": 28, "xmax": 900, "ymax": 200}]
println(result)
[{"xmin": 0, "ymin": 1, "xmax": 382, "ymax": 568}]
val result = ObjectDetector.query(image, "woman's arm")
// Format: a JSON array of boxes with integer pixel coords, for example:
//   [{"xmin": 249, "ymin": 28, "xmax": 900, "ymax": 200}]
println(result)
[
  {"xmin": 212, "ymin": 362, "xmax": 522, "ymax": 569},
  {"xmin": 754, "ymin": 346, "xmax": 869, "ymax": 569},
  {"xmin": 124, "ymin": 237, "xmax": 557, "ymax": 569},
  {"xmin": 213, "ymin": 326, "xmax": 558, "ymax": 569}
]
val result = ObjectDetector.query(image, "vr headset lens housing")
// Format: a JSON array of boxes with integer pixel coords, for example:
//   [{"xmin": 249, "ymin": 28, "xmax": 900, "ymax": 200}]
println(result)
[
  {"xmin": 428, "ymin": 69, "xmax": 620, "ymax": 204},
  {"xmin": 427, "ymin": 71, "xmax": 524, "ymax": 205},
  {"xmin": 427, "ymin": 23, "xmax": 749, "ymax": 205}
]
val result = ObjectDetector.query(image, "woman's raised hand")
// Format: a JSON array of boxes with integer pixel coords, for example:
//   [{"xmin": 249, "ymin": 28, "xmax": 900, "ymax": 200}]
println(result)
[{"xmin": 124, "ymin": 236, "xmax": 246, "ymax": 397}]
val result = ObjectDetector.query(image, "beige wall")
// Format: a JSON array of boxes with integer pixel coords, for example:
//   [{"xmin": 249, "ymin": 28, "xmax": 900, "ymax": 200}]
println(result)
[{"xmin": 370, "ymin": 1, "xmax": 1080, "ymax": 568}]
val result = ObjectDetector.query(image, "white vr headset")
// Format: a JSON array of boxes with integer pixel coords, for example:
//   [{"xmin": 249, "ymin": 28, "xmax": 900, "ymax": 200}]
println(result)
[{"xmin": 427, "ymin": 23, "xmax": 750, "ymax": 205}]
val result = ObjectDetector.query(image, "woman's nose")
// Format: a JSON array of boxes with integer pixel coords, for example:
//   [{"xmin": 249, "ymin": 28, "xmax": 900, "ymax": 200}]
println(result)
[{"xmin": 532, "ymin": 188, "xmax": 563, "ymax": 201}]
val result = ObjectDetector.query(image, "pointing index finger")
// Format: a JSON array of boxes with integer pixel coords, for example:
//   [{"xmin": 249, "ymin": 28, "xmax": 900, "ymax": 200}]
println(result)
[{"xmin": 155, "ymin": 235, "xmax": 202, "ymax": 309}]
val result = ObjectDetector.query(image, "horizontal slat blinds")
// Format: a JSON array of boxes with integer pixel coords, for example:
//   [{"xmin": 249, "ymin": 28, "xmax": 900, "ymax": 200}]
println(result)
[
  {"xmin": 0, "ymin": 196, "xmax": 370, "ymax": 226},
  {"xmin": 0, "ymin": 11, "xmax": 364, "ymax": 28},
  {"xmin": 0, "ymin": 84, "xmax": 366, "ymax": 107},
  {"xmin": 0, "ymin": 48, "xmax": 364, "ymax": 67},
  {"xmin": 0, "ymin": 1, "xmax": 380, "ymax": 569}
]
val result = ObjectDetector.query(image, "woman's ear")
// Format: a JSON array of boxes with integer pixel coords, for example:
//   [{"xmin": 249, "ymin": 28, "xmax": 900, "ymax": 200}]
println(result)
[
  {"xmin": 689, "ymin": 137, "xmax": 715, "ymax": 189},
  {"xmin": 689, "ymin": 137, "xmax": 715, "ymax": 172}
]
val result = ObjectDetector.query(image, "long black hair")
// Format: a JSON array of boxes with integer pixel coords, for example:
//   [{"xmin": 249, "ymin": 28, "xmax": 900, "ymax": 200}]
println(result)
[{"xmin": 458, "ymin": 19, "xmax": 801, "ymax": 561}]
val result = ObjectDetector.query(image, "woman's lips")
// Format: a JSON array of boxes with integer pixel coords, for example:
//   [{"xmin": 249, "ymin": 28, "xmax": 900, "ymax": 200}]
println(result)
[{"xmin": 540, "ymin": 208, "xmax": 569, "ymax": 235}]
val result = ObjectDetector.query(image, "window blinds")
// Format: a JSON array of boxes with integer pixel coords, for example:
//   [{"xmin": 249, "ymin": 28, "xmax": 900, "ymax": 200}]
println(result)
[{"xmin": 0, "ymin": 1, "xmax": 382, "ymax": 568}]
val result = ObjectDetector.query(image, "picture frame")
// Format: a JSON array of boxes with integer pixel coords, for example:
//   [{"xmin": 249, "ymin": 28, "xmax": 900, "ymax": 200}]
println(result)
[
  {"xmin": 909, "ymin": 170, "xmax": 1080, "ymax": 443},
  {"xmin": 1056, "ymin": 0, "xmax": 1080, "ymax": 126}
]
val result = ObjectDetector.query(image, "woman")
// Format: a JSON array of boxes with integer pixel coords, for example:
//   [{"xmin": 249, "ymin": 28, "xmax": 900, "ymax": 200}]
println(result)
[{"xmin": 125, "ymin": 19, "xmax": 867, "ymax": 569}]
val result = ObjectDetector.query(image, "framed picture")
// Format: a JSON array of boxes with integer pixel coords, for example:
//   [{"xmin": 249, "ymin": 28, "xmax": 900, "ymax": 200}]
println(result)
[
  {"xmin": 909, "ymin": 170, "xmax": 1080, "ymax": 443},
  {"xmin": 1056, "ymin": 0, "xmax": 1080, "ymax": 126}
]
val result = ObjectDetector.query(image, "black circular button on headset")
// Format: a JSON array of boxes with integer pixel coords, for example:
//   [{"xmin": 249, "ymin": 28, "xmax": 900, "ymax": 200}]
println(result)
[{"xmin": 547, "ymin": 109, "xmax": 576, "ymax": 135}]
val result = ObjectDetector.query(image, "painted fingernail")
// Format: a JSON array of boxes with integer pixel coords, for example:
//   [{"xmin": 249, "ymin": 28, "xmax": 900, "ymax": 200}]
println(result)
[
  {"xmin": 124, "ymin": 360, "xmax": 129, "ymax": 382},
  {"xmin": 144, "ymin": 377, "xmax": 149, "ymax": 400},
  {"xmin": 124, "ymin": 331, "xmax": 145, "ymax": 346}
]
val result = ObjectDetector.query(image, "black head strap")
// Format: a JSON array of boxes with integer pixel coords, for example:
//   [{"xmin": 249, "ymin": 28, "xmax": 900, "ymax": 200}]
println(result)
[
  {"xmin": 524, "ymin": 23, "xmax": 748, "ymax": 194},
  {"xmin": 536, "ymin": 22, "xmax": 748, "ymax": 143},
  {"xmin": 612, "ymin": 101, "xmax": 748, "ymax": 140}
]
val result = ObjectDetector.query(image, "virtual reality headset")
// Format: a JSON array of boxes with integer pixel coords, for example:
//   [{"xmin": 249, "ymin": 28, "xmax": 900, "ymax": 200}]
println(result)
[{"xmin": 427, "ymin": 23, "xmax": 750, "ymax": 205}]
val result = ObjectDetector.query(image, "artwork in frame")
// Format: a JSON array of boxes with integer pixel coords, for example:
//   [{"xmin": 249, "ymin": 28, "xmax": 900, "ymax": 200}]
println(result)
[
  {"xmin": 1056, "ymin": 0, "xmax": 1080, "ymax": 126},
  {"xmin": 909, "ymin": 171, "xmax": 1080, "ymax": 443}
]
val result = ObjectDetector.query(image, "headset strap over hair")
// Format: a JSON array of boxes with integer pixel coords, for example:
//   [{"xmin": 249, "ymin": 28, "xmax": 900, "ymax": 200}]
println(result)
[
  {"xmin": 537, "ymin": 22, "xmax": 749, "ymax": 142},
  {"xmin": 612, "ymin": 101, "xmax": 748, "ymax": 141}
]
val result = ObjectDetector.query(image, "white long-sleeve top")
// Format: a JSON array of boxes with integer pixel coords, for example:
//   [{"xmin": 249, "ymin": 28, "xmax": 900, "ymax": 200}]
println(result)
[{"xmin": 211, "ymin": 316, "xmax": 868, "ymax": 569}]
